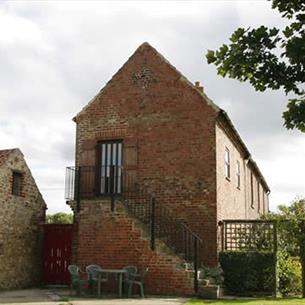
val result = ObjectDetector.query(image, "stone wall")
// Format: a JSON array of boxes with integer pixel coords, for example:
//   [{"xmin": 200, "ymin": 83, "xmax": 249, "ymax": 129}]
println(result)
[{"xmin": 0, "ymin": 149, "xmax": 46, "ymax": 289}]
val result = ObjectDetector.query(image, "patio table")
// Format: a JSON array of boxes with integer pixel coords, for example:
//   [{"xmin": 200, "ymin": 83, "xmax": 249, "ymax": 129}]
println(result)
[{"xmin": 97, "ymin": 268, "xmax": 127, "ymax": 297}]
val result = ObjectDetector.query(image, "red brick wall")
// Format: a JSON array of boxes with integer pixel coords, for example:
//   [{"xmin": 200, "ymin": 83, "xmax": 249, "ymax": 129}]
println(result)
[
  {"xmin": 72, "ymin": 201, "xmax": 194, "ymax": 295},
  {"xmin": 74, "ymin": 43, "xmax": 219, "ymax": 270}
]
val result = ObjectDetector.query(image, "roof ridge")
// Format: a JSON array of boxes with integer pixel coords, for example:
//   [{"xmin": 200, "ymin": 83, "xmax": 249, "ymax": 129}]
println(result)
[
  {"xmin": 0, "ymin": 148, "xmax": 19, "ymax": 153},
  {"xmin": 0, "ymin": 148, "xmax": 21, "ymax": 167}
]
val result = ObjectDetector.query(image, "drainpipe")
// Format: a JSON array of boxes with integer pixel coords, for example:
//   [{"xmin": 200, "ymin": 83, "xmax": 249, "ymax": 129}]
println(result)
[
  {"xmin": 244, "ymin": 157, "xmax": 251, "ymax": 219},
  {"xmin": 266, "ymin": 190, "xmax": 271, "ymax": 213}
]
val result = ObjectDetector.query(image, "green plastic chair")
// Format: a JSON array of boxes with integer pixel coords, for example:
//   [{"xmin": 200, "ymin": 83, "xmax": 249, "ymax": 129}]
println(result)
[
  {"xmin": 68, "ymin": 265, "xmax": 86, "ymax": 296},
  {"xmin": 124, "ymin": 266, "xmax": 148, "ymax": 298},
  {"xmin": 86, "ymin": 264, "xmax": 108, "ymax": 294},
  {"xmin": 122, "ymin": 266, "xmax": 137, "ymax": 294}
]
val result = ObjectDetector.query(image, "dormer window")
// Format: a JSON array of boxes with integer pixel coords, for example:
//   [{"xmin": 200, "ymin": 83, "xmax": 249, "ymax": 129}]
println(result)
[{"xmin": 12, "ymin": 171, "xmax": 23, "ymax": 196}]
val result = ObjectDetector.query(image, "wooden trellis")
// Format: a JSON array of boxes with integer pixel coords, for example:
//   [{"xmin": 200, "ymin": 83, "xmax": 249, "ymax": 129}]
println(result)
[
  {"xmin": 219, "ymin": 219, "xmax": 278, "ymax": 296},
  {"xmin": 220, "ymin": 220, "xmax": 277, "ymax": 252}
]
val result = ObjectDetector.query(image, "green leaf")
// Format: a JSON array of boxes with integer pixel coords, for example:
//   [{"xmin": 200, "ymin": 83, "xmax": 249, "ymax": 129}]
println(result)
[
  {"xmin": 283, "ymin": 26, "xmax": 294, "ymax": 38},
  {"xmin": 206, "ymin": 49, "xmax": 216, "ymax": 64},
  {"xmin": 230, "ymin": 28, "xmax": 245, "ymax": 42}
]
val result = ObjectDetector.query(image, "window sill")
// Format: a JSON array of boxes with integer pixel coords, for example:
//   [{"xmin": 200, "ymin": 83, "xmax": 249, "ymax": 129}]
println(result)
[
  {"xmin": 12, "ymin": 193, "xmax": 23, "ymax": 197},
  {"xmin": 79, "ymin": 194, "xmax": 123, "ymax": 200}
]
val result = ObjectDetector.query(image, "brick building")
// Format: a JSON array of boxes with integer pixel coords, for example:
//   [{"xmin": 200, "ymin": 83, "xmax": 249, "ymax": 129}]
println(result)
[
  {"xmin": 0, "ymin": 148, "xmax": 46, "ymax": 289},
  {"xmin": 66, "ymin": 43, "xmax": 270, "ymax": 295}
]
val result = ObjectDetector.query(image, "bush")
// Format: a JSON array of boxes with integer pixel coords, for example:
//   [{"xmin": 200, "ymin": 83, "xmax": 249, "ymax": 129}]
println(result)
[
  {"xmin": 46, "ymin": 212, "xmax": 73, "ymax": 224},
  {"xmin": 199, "ymin": 265, "xmax": 223, "ymax": 285},
  {"xmin": 219, "ymin": 251, "xmax": 275, "ymax": 295},
  {"xmin": 278, "ymin": 252, "xmax": 302, "ymax": 296}
]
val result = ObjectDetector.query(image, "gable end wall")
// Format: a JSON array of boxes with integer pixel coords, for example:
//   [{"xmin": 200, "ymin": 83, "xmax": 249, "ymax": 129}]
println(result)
[
  {"xmin": 0, "ymin": 150, "xmax": 46, "ymax": 289},
  {"xmin": 73, "ymin": 44, "xmax": 219, "ymax": 273}
]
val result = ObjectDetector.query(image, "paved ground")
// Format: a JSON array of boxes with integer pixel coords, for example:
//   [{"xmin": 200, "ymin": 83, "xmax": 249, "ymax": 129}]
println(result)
[
  {"xmin": 0, "ymin": 289, "xmax": 188, "ymax": 305},
  {"xmin": 69, "ymin": 298, "xmax": 188, "ymax": 305},
  {"xmin": 0, "ymin": 289, "xmax": 55, "ymax": 305}
]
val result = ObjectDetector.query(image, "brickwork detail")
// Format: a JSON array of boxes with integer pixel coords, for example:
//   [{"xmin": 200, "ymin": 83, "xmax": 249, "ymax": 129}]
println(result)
[
  {"xmin": 71, "ymin": 200, "xmax": 194, "ymax": 295},
  {"xmin": 74, "ymin": 43, "xmax": 219, "ymax": 268}
]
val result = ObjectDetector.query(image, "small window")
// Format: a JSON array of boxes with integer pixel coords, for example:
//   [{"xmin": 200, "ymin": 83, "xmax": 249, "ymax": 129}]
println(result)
[
  {"xmin": 225, "ymin": 148, "xmax": 230, "ymax": 180},
  {"xmin": 12, "ymin": 172, "xmax": 22, "ymax": 196},
  {"xmin": 250, "ymin": 173, "xmax": 254, "ymax": 209},
  {"xmin": 236, "ymin": 160, "xmax": 241, "ymax": 189},
  {"xmin": 257, "ymin": 181, "xmax": 260, "ymax": 212}
]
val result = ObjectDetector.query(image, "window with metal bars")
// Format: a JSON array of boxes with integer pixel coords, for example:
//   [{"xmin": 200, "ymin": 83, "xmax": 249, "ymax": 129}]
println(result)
[
  {"xmin": 98, "ymin": 140, "xmax": 123, "ymax": 195},
  {"xmin": 12, "ymin": 171, "xmax": 23, "ymax": 196}
]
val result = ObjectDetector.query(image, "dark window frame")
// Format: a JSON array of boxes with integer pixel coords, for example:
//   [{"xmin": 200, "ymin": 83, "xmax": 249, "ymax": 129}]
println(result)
[
  {"xmin": 257, "ymin": 181, "xmax": 260, "ymax": 213},
  {"xmin": 12, "ymin": 171, "xmax": 23, "ymax": 196},
  {"xmin": 96, "ymin": 139, "xmax": 123, "ymax": 196},
  {"xmin": 250, "ymin": 173, "xmax": 254, "ymax": 209}
]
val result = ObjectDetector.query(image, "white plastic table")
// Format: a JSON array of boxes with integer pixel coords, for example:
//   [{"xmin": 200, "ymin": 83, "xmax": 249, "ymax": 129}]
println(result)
[{"xmin": 97, "ymin": 268, "xmax": 127, "ymax": 297}]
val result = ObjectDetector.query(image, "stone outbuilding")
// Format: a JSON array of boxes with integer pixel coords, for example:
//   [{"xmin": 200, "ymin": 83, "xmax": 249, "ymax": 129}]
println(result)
[{"xmin": 0, "ymin": 148, "xmax": 46, "ymax": 289}]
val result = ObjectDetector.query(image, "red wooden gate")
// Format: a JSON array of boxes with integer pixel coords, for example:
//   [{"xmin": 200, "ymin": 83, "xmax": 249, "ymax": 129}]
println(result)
[{"xmin": 42, "ymin": 224, "xmax": 73, "ymax": 285}]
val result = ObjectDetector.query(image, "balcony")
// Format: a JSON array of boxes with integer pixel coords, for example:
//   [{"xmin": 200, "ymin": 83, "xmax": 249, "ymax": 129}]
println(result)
[{"xmin": 65, "ymin": 165, "xmax": 129, "ymax": 201}]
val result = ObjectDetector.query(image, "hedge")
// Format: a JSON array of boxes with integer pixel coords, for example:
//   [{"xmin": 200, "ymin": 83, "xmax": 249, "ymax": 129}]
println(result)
[{"xmin": 219, "ymin": 251, "xmax": 276, "ymax": 296}]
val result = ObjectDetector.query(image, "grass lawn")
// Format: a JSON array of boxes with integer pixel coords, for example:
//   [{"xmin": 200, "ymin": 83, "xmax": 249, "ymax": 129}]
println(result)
[{"xmin": 186, "ymin": 298, "xmax": 305, "ymax": 305}]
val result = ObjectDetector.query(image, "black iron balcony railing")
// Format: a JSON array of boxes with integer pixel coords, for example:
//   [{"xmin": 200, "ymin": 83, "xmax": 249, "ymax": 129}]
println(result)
[
  {"xmin": 65, "ymin": 165, "xmax": 130, "ymax": 201},
  {"xmin": 65, "ymin": 166, "xmax": 77, "ymax": 201}
]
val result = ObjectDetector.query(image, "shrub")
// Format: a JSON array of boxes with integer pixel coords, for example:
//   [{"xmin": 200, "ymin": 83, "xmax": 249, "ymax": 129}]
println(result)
[
  {"xmin": 219, "ymin": 251, "xmax": 275, "ymax": 295},
  {"xmin": 278, "ymin": 252, "xmax": 302, "ymax": 296},
  {"xmin": 199, "ymin": 265, "xmax": 223, "ymax": 285}
]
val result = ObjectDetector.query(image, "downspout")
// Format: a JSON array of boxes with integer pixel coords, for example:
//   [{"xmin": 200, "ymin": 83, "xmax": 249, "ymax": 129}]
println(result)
[
  {"xmin": 266, "ymin": 190, "xmax": 271, "ymax": 213},
  {"xmin": 244, "ymin": 157, "xmax": 251, "ymax": 219}
]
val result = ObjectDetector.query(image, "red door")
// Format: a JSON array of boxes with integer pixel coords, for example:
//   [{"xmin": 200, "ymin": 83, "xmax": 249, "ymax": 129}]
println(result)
[{"xmin": 42, "ymin": 224, "xmax": 73, "ymax": 285}]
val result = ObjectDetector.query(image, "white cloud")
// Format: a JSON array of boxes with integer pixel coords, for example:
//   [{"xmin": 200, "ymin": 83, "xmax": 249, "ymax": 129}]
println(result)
[{"xmin": 0, "ymin": 1, "xmax": 303, "ymax": 213}]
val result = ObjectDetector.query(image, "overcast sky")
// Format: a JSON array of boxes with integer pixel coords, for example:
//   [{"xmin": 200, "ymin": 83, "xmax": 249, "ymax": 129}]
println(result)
[{"xmin": 1, "ymin": 1, "xmax": 304, "ymax": 214}]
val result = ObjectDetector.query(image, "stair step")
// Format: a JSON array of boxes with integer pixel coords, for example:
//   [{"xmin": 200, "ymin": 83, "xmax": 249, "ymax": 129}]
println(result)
[{"xmin": 123, "ymin": 193, "xmax": 200, "ymax": 275}]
